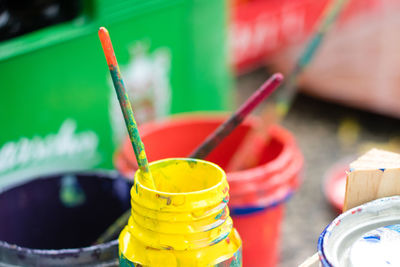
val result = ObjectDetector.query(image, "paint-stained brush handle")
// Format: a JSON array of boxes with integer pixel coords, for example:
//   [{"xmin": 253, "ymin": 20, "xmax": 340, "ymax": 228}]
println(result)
[
  {"xmin": 189, "ymin": 73, "xmax": 284, "ymax": 159},
  {"xmin": 95, "ymin": 27, "xmax": 156, "ymax": 245},
  {"xmin": 95, "ymin": 209, "xmax": 131, "ymax": 244},
  {"xmin": 226, "ymin": 105, "xmax": 278, "ymax": 171},
  {"xmin": 98, "ymin": 27, "xmax": 155, "ymax": 189},
  {"xmin": 273, "ymin": 0, "xmax": 349, "ymax": 119}
]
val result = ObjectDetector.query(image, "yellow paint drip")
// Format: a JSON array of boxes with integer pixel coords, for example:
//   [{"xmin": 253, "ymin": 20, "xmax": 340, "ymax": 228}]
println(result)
[
  {"xmin": 139, "ymin": 150, "xmax": 147, "ymax": 160},
  {"xmin": 119, "ymin": 158, "xmax": 242, "ymax": 266}
]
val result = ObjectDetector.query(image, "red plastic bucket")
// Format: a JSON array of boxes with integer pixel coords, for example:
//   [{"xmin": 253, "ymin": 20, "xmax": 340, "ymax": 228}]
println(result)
[
  {"xmin": 231, "ymin": 205, "xmax": 283, "ymax": 267},
  {"xmin": 114, "ymin": 114, "xmax": 303, "ymax": 267}
]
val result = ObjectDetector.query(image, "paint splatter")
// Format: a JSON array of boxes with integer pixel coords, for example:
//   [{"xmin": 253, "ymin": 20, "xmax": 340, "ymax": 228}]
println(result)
[
  {"xmin": 156, "ymin": 194, "xmax": 171, "ymax": 205},
  {"xmin": 385, "ymin": 224, "xmax": 400, "ymax": 233},
  {"xmin": 186, "ymin": 158, "xmax": 198, "ymax": 168},
  {"xmin": 211, "ymin": 232, "xmax": 230, "ymax": 246},
  {"xmin": 59, "ymin": 175, "xmax": 85, "ymax": 207},
  {"xmin": 349, "ymin": 224, "xmax": 400, "ymax": 266},
  {"xmin": 215, "ymin": 247, "xmax": 242, "ymax": 267},
  {"xmin": 337, "ymin": 117, "xmax": 361, "ymax": 149},
  {"xmin": 215, "ymin": 208, "xmax": 227, "ymax": 220},
  {"xmin": 363, "ymin": 234, "xmax": 381, "ymax": 243},
  {"xmin": 160, "ymin": 245, "xmax": 173, "ymax": 250}
]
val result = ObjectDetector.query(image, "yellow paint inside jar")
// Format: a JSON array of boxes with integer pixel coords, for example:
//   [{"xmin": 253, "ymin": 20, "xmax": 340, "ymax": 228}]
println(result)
[
  {"xmin": 144, "ymin": 158, "xmax": 223, "ymax": 193},
  {"xmin": 119, "ymin": 158, "xmax": 242, "ymax": 267}
]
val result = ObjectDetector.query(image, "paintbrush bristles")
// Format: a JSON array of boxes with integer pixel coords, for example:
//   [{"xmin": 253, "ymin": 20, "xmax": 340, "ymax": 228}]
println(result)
[{"xmin": 98, "ymin": 27, "xmax": 155, "ymax": 189}]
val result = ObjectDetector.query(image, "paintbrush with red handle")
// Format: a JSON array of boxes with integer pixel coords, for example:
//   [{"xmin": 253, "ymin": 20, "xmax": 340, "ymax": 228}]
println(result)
[
  {"xmin": 228, "ymin": 0, "xmax": 350, "ymax": 171},
  {"xmin": 226, "ymin": 105, "xmax": 278, "ymax": 171},
  {"xmin": 189, "ymin": 73, "xmax": 283, "ymax": 159}
]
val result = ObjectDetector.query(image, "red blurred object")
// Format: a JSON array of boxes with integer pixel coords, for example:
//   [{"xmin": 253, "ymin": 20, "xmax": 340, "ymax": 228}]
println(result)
[
  {"xmin": 323, "ymin": 158, "xmax": 354, "ymax": 213},
  {"xmin": 231, "ymin": 0, "xmax": 383, "ymax": 74},
  {"xmin": 232, "ymin": 206, "xmax": 283, "ymax": 267},
  {"xmin": 115, "ymin": 114, "xmax": 303, "ymax": 267},
  {"xmin": 227, "ymin": 125, "xmax": 303, "ymax": 208},
  {"xmin": 228, "ymin": 124, "xmax": 303, "ymax": 267}
]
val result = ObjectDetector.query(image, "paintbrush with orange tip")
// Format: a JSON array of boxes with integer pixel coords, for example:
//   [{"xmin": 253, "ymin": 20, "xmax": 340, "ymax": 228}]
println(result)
[
  {"xmin": 98, "ymin": 27, "xmax": 155, "ymax": 189},
  {"xmin": 96, "ymin": 27, "xmax": 155, "ymax": 244}
]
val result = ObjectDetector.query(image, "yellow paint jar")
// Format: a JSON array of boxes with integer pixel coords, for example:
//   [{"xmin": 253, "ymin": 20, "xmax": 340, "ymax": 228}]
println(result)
[{"xmin": 119, "ymin": 158, "xmax": 242, "ymax": 266}]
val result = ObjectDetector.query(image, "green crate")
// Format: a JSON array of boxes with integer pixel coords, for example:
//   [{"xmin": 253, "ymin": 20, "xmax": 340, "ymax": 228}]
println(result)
[{"xmin": 0, "ymin": 0, "xmax": 232, "ymax": 188}]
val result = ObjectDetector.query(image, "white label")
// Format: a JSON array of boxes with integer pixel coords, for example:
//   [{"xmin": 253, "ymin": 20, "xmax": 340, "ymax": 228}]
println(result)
[{"xmin": 0, "ymin": 119, "xmax": 100, "ymax": 188}]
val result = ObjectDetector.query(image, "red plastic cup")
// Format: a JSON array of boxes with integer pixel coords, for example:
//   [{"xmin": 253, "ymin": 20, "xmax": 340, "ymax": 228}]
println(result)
[{"xmin": 114, "ymin": 114, "xmax": 303, "ymax": 267}]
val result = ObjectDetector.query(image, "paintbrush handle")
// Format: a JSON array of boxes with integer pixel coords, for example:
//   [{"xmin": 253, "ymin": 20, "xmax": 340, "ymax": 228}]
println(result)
[
  {"xmin": 95, "ymin": 209, "xmax": 131, "ymax": 244},
  {"xmin": 226, "ymin": 131, "xmax": 263, "ymax": 172},
  {"xmin": 98, "ymin": 27, "xmax": 155, "ymax": 189},
  {"xmin": 298, "ymin": 0, "xmax": 349, "ymax": 72},
  {"xmin": 274, "ymin": 0, "xmax": 349, "ymax": 119},
  {"xmin": 227, "ymin": 105, "xmax": 278, "ymax": 171},
  {"xmin": 189, "ymin": 73, "xmax": 283, "ymax": 159}
]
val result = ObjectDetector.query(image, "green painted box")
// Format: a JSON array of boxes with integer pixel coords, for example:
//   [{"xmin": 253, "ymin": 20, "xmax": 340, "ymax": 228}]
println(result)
[{"xmin": 0, "ymin": 0, "xmax": 232, "ymax": 188}]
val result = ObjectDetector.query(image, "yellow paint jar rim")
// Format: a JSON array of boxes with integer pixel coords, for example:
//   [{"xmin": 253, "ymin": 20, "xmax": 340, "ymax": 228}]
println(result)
[
  {"xmin": 132, "ymin": 158, "xmax": 229, "ymax": 212},
  {"xmin": 137, "ymin": 158, "xmax": 226, "ymax": 195}
]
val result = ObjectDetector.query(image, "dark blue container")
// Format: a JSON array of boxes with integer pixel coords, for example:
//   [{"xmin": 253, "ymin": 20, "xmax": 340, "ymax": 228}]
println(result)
[{"xmin": 0, "ymin": 171, "xmax": 131, "ymax": 266}]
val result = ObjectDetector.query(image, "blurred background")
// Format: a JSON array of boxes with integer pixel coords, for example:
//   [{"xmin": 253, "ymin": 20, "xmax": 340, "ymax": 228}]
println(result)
[{"xmin": 2, "ymin": 0, "xmax": 400, "ymax": 266}]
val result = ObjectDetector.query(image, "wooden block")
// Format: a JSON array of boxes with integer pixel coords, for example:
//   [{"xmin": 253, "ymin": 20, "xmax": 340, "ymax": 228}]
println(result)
[{"xmin": 343, "ymin": 148, "xmax": 400, "ymax": 211}]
